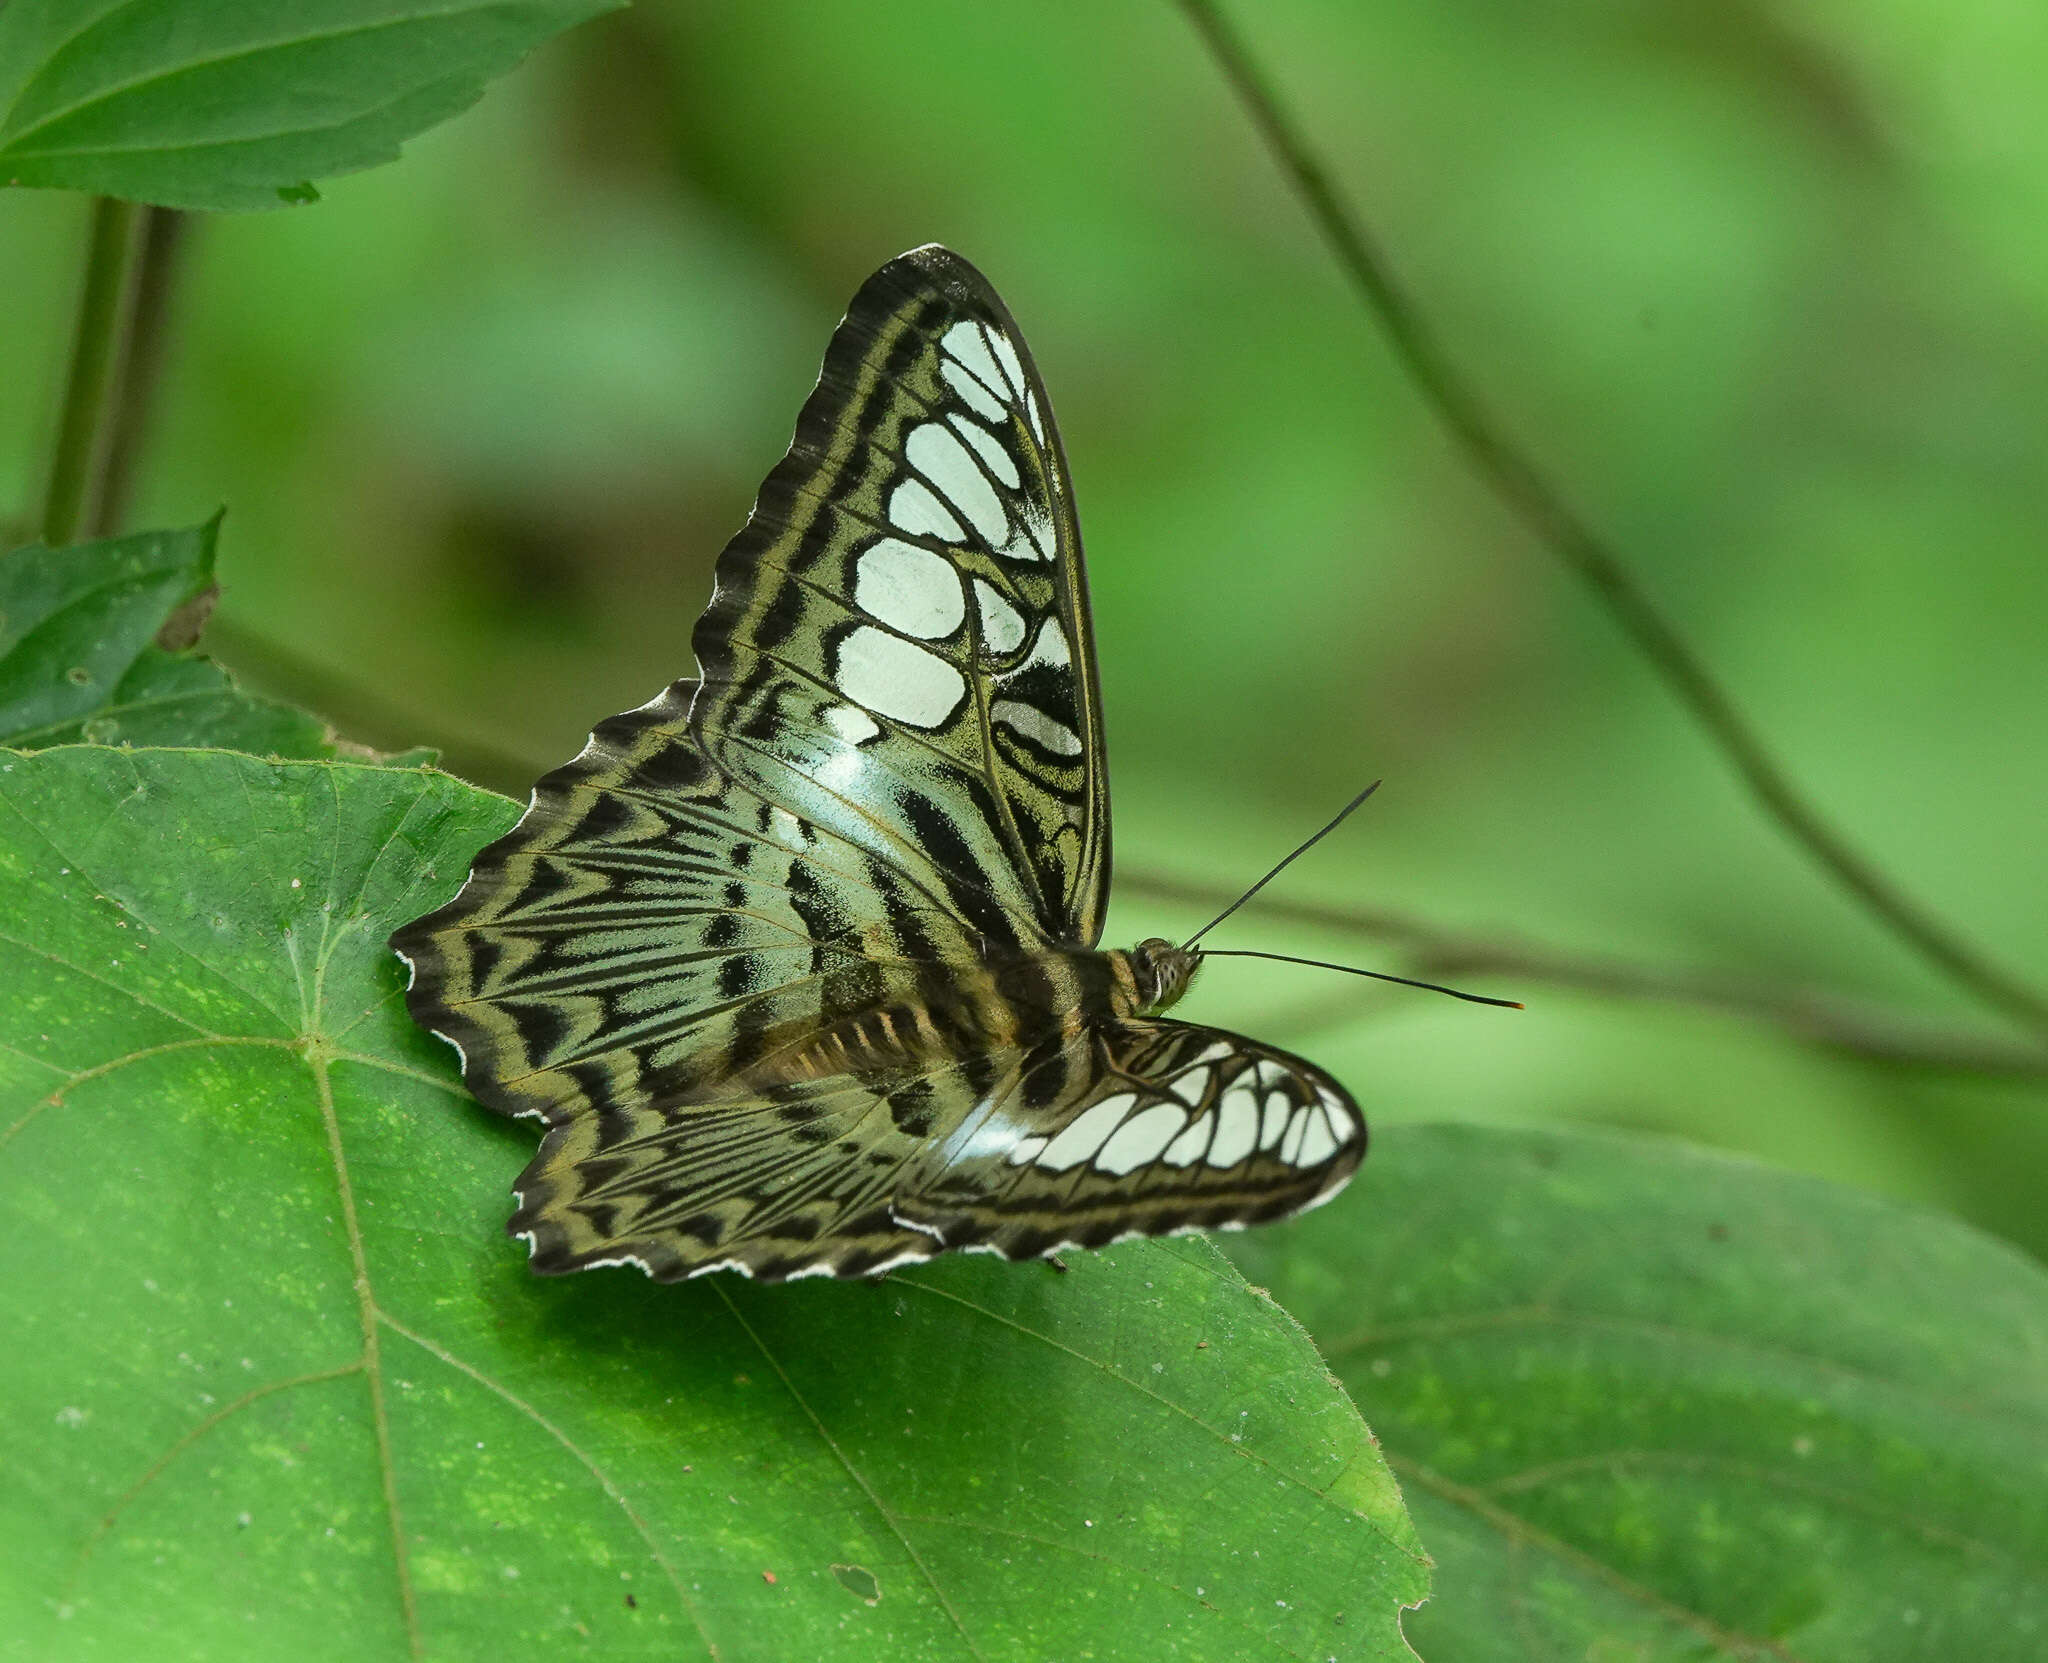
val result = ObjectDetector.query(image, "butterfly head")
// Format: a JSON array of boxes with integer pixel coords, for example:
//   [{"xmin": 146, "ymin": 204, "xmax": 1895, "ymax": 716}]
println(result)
[{"xmin": 1127, "ymin": 936, "xmax": 1201, "ymax": 1015}]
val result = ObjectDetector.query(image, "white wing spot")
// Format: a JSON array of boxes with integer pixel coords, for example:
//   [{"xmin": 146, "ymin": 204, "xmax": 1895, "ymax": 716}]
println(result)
[
  {"xmin": 1003, "ymin": 501, "xmax": 1054, "ymax": 563},
  {"xmin": 833, "ymin": 627, "xmax": 965, "ymax": 728},
  {"xmin": 942, "ymin": 321, "xmax": 1008, "ymax": 395},
  {"xmin": 973, "ymin": 579, "xmax": 1026, "ymax": 653},
  {"xmin": 856, "ymin": 539, "xmax": 965, "ymax": 639},
  {"xmin": 1020, "ymin": 617, "xmax": 1070, "ymax": 671},
  {"xmin": 1094, "ymin": 1103, "xmax": 1187, "ymax": 1175},
  {"xmin": 1294, "ymin": 1107, "xmax": 1340, "ymax": 1168},
  {"xmin": 1322, "ymin": 1097, "xmax": 1358, "ymax": 1143},
  {"xmin": 1162, "ymin": 1110, "xmax": 1215, "ymax": 1167},
  {"xmin": 1257, "ymin": 1092, "xmax": 1290, "ymax": 1151},
  {"xmin": 906, "ymin": 423, "xmax": 1006, "ymax": 545},
  {"xmin": 1037, "ymin": 1094, "xmax": 1138, "ymax": 1172},
  {"xmin": 1208, "ymin": 1091, "xmax": 1261, "ymax": 1168},
  {"xmin": 1167, "ymin": 1068, "xmax": 1209, "ymax": 1107},
  {"xmin": 824, "ymin": 705, "xmax": 879, "ymax": 745},
  {"xmin": 1024, "ymin": 387, "xmax": 1046, "ymax": 444},
  {"xmin": 991, "ymin": 698, "xmax": 1082, "ymax": 757},
  {"xmin": 946, "ymin": 412, "xmax": 1021, "ymax": 488},
  {"xmin": 942, "ymin": 358, "xmax": 1008, "ymax": 423},
  {"xmin": 888, "ymin": 478, "xmax": 964, "ymax": 542},
  {"xmin": 1279, "ymin": 1109, "xmax": 1309, "ymax": 1166},
  {"xmin": 1006, "ymin": 1135, "xmax": 1049, "ymax": 1167},
  {"xmin": 986, "ymin": 327, "xmax": 1028, "ymax": 400}
]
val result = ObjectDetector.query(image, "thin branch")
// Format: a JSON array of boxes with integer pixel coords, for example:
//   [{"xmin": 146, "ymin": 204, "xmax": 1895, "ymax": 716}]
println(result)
[
  {"xmin": 1174, "ymin": 0, "xmax": 2048, "ymax": 1039},
  {"xmin": 39, "ymin": 196, "xmax": 141, "ymax": 546},
  {"xmin": 1120, "ymin": 868, "xmax": 2048, "ymax": 1079},
  {"xmin": 94, "ymin": 207, "xmax": 192, "ymax": 540}
]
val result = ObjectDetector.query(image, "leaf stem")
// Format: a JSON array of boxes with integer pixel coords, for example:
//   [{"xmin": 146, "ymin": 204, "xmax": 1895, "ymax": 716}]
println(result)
[
  {"xmin": 1174, "ymin": 0, "xmax": 2048, "ymax": 1039},
  {"xmin": 40, "ymin": 196, "xmax": 142, "ymax": 547}
]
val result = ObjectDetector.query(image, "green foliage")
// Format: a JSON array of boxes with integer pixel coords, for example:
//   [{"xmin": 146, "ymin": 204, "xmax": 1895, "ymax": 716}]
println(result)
[
  {"xmin": 0, "ymin": 747, "xmax": 1427, "ymax": 1659},
  {"xmin": 0, "ymin": 0, "xmax": 620, "ymax": 210},
  {"xmin": 0, "ymin": 522, "xmax": 335, "ymax": 754},
  {"xmin": 1229, "ymin": 1123, "xmax": 2048, "ymax": 1660}
]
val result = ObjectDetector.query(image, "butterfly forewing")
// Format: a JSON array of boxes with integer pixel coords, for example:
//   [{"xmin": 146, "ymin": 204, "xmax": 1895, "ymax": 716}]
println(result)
[
  {"xmin": 391, "ymin": 245, "xmax": 1367, "ymax": 1281},
  {"xmin": 694, "ymin": 245, "xmax": 1108, "ymax": 950}
]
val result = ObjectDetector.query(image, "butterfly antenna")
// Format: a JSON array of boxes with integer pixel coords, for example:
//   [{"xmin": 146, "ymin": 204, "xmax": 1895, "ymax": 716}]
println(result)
[
  {"xmin": 1199, "ymin": 949, "xmax": 1522, "ymax": 1009},
  {"xmin": 1181, "ymin": 779, "xmax": 1383, "ymax": 950}
]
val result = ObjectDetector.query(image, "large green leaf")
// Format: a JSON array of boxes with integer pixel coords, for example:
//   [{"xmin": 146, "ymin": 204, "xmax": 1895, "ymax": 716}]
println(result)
[
  {"xmin": 1226, "ymin": 1123, "xmax": 2048, "ymax": 1661},
  {"xmin": 0, "ymin": 523, "xmax": 336, "ymax": 755},
  {"xmin": 0, "ymin": 746, "xmax": 1427, "ymax": 1661},
  {"xmin": 0, "ymin": 0, "xmax": 618, "ymax": 210}
]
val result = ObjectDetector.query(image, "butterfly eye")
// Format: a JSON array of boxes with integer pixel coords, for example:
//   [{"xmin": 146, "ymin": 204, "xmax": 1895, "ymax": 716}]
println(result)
[{"xmin": 1128, "ymin": 937, "xmax": 1194, "ymax": 1012}]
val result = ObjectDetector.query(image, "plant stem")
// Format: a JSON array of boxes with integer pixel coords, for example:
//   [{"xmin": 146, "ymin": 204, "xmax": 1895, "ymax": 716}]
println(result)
[
  {"xmin": 1175, "ymin": 0, "xmax": 2048, "ymax": 1039},
  {"xmin": 94, "ymin": 207, "xmax": 192, "ymax": 540},
  {"xmin": 40, "ymin": 196, "xmax": 142, "ymax": 547}
]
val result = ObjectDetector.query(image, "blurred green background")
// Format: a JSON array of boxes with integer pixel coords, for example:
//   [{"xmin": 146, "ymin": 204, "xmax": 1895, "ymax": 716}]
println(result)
[{"xmin": 4, "ymin": 1, "xmax": 2044, "ymax": 1250}]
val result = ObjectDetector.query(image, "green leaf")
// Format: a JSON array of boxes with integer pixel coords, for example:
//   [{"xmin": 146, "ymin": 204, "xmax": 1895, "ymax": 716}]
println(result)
[
  {"xmin": 0, "ymin": 523, "xmax": 336, "ymax": 756},
  {"xmin": 0, "ymin": 747, "xmax": 1428, "ymax": 1660},
  {"xmin": 1225, "ymin": 1123, "xmax": 2048, "ymax": 1661},
  {"xmin": 0, "ymin": 1, "xmax": 620, "ymax": 211}
]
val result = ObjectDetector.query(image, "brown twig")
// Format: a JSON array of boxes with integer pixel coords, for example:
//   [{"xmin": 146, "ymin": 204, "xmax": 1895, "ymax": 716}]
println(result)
[
  {"xmin": 1121, "ymin": 868, "xmax": 2048, "ymax": 1079},
  {"xmin": 1174, "ymin": 0, "xmax": 2048, "ymax": 1040}
]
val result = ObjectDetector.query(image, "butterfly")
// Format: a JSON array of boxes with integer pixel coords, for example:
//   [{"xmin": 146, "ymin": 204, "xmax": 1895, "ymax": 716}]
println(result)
[{"xmin": 390, "ymin": 245, "xmax": 1365, "ymax": 1282}]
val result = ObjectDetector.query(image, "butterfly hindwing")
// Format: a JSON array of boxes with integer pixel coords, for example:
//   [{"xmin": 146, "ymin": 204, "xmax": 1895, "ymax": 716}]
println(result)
[
  {"xmin": 896, "ymin": 1019, "xmax": 1364, "ymax": 1259},
  {"xmin": 501, "ymin": 1017, "xmax": 1359, "ymax": 1283},
  {"xmin": 508, "ymin": 1015, "xmax": 1033, "ymax": 1282}
]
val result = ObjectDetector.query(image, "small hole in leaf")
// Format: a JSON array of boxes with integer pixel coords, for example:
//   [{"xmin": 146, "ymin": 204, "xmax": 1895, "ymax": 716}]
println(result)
[{"xmin": 832, "ymin": 1563, "xmax": 880, "ymax": 1604}]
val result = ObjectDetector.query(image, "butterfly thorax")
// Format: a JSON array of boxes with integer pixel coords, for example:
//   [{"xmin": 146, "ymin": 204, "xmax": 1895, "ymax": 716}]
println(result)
[{"xmin": 983, "ymin": 936, "xmax": 1198, "ymax": 1026}]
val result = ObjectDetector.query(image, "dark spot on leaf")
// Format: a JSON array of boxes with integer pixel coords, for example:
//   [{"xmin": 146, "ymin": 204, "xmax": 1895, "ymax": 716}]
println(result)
[
  {"xmin": 65, "ymin": 666, "xmax": 92, "ymax": 685},
  {"xmin": 832, "ymin": 1563, "xmax": 880, "ymax": 1604},
  {"xmin": 624, "ymin": 1593, "xmax": 637, "ymax": 1609}
]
